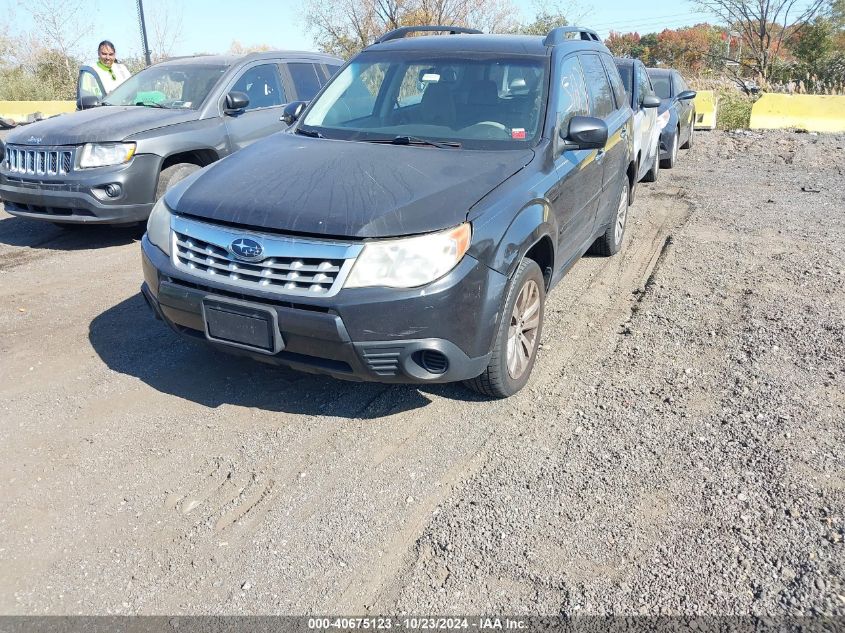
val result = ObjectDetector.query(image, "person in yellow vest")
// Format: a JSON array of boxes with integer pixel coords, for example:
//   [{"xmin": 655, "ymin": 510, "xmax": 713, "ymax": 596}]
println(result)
[{"xmin": 93, "ymin": 40, "xmax": 132, "ymax": 94}]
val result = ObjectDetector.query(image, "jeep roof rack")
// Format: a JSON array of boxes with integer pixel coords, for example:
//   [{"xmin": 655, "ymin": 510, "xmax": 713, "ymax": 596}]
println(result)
[
  {"xmin": 543, "ymin": 26, "xmax": 601, "ymax": 46},
  {"xmin": 373, "ymin": 25, "xmax": 483, "ymax": 45}
]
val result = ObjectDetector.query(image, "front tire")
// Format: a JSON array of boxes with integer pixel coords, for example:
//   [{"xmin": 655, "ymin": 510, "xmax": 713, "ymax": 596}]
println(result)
[
  {"xmin": 661, "ymin": 128, "xmax": 679, "ymax": 169},
  {"xmin": 156, "ymin": 163, "xmax": 200, "ymax": 200},
  {"xmin": 466, "ymin": 258, "xmax": 545, "ymax": 399},
  {"xmin": 681, "ymin": 119, "xmax": 694, "ymax": 150}
]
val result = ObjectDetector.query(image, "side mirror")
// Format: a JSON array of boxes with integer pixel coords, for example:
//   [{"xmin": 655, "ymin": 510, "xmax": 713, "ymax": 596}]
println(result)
[
  {"xmin": 224, "ymin": 91, "xmax": 249, "ymax": 115},
  {"xmin": 78, "ymin": 95, "xmax": 101, "ymax": 110},
  {"xmin": 281, "ymin": 101, "xmax": 306, "ymax": 125},
  {"xmin": 677, "ymin": 90, "xmax": 697, "ymax": 101},
  {"xmin": 641, "ymin": 95, "xmax": 661, "ymax": 109},
  {"xmin": 560, "ymin": 116, "xmax": 608, "ymax": 150}
]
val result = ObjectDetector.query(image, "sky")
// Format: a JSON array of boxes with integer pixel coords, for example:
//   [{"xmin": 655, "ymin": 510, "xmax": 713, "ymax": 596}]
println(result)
[{"xmin": 1, "ymin": 0, "xmax": 725, "ymax": 61}]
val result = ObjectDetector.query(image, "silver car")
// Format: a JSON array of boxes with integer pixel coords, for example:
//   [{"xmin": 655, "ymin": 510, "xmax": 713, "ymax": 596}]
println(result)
[{"xmin": 614, "ymin": 57, "xmax": 661, "ymax": 186}]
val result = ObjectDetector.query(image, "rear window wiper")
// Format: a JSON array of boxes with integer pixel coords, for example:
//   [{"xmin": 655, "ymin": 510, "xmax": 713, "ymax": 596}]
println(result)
[{"xmin": 366, "ymin": 136, "xmax": 461, "ymax": 149}]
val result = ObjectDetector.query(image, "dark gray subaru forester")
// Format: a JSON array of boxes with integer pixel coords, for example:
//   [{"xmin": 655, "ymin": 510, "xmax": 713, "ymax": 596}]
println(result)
[{"xmin": 141, "ymin": 26, "xmax": 636, "ymax": 398}]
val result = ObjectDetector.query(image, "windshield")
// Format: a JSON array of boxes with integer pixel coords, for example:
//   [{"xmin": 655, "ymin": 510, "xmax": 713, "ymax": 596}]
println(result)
[
  {"xmin": 650, "ymin": 75, "xmax": 671, "ymax": 100},
  {"xmin": 104, "ymin": 64, "xmax": 228, "ymax": 109},
  {"xmin": 301, "ymin": 52, "xmax": 548, "ymax": 149}
]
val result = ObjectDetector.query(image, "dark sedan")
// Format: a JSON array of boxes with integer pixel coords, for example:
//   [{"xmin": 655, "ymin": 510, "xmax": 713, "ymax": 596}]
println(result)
[{"xmin": 646, "ymin": 68, "xmax": 696, "ymax": 169}]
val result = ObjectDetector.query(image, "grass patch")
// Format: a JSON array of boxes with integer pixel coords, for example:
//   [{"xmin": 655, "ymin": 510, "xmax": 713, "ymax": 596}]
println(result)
[{"xmin": 716, "ymin": 91, "xmax": 757, "ymax": 130}]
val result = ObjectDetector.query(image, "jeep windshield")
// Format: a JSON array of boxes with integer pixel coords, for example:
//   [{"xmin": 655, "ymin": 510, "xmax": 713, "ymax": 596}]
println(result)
[
  {"xmin": 300, "ymin": 52, "xmax": 548, "ymax": 149},
  {"xmin": 103, "ymin": 64, "xmax": 228, "ymax": 109}
]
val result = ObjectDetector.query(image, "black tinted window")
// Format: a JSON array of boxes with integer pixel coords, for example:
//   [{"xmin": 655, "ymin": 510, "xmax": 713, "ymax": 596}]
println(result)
[
  {"xmin": 556, "ymin": 56, "xmax": 590, "ymax": 132},
  {"xmin": 288, "ymin": 63, "xmax": 323, "ymax": 99},
  {"xmin": 614, "ymin": 62, "xmax": 634, "ymax": 106},
  {"xmin": 579, "ymin": 54, "xmax": 614, "ymax": 118},
  {"xmin": 636, "ymin": 65, "xmax": 653, "ymax": 104},
  {"xmin": 232, "ymin": 64, "xmax": 284, "ymax": 110},
  {"xmin": 649, "ymin": 73, "xmax": 671, "ymax": 99}
]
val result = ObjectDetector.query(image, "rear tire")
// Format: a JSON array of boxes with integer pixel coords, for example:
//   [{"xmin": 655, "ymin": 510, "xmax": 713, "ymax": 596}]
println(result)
[
  {"xmin": 156, "ymin": 163, "xmax": 200, "ymax": 200},
  {"xmin": 642, "ymin": 139, "xmax": 660, "ymax": 183},
  {"xmin": 465, "ymin": 258, "xmax": 545, "ymax": 399},
  {"xmin": 589, "ymin": 177, "xmax": 629, "ymax": 257}
]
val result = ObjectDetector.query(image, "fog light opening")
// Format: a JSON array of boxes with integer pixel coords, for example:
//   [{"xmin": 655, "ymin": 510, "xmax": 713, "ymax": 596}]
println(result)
[
  {"xmin": 414, "ymin": 350, "xmax": 449, "ymax": 375},
  {"xmin": 105, "ymin": 183, "xmax": 122, "ymax": 198}
]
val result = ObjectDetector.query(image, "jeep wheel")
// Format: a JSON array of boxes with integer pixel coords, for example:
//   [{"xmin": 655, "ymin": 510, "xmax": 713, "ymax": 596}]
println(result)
[
  {"xmin": 589, "ymin": 177, "xmax": 629, "ymax": 257},
  {"xmin": 466, "ymin": 258, "xmax": 545, "ymax": 398},
  {"xmin": 156, "ymin": 163, "xmax": 200, "ymax": 200}
]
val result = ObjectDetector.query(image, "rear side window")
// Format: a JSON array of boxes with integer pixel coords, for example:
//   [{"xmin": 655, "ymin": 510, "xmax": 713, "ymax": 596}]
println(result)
[
  {"xmin": 556, "ymin": 56, "xmax": 590, "ymax": 133},
  {"xmin": 231, "ymin": 64, "xmax": 285, "ymax": 110},
  {"xmin": 288, "ymin": 63, "xmax": 323, "ymax": 100},
  {"xmin": 579, "ymin": 54, "xmax": 615, "ymax": 118},
  {"xmin": 601, "ymin": 55, "xmax": 627, "ymax": 110}
]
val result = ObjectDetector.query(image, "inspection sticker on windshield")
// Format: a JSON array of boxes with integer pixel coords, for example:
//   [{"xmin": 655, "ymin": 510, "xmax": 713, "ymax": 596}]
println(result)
[
  {"xmin": 421, "ymin": 73, "xmax": 440, "ymax": 82},
  {"xmin": 511, "ymin": 128, "xmax": 526, "ymax": 139}
]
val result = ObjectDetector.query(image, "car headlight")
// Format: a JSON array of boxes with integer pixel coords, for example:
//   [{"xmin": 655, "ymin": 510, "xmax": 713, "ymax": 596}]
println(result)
[
  {"xmin": 78, "ymin": 142, "xmax": 136, "ymax": 168},
  {"xmin": 656, "ymin": 110, "xmax": 671, "ymax": 131},
  {"xmin": 146, "ymin": 197, "xmax": 172, "ymax": 256},
  {"xmin": 344, "ymin": 223, "xmax": 471, "ymax": 289}
]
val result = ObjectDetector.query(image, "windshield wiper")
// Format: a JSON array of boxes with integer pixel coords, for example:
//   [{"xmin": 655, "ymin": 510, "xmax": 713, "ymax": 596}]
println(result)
[
  {"xmin": 135, "ymin": 101, "xmax": 166, "ymax": 108},
  {"xmin": 366, "ymin": 136, "xmax": 461, "ymax": 149},
  {"xmin": 295, "ymin": 126, "xmax": 323, "ymax": 138}
]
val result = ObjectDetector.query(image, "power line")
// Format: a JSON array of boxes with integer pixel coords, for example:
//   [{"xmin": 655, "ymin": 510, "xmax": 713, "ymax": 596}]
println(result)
[{"xmin": 586, "ymin": 11, "xmax": 712, "ymax": 31}]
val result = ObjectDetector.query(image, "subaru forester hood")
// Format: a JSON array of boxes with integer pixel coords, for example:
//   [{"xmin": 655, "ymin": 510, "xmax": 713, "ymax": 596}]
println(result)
[
  {"xmin": 170, "ymin": 133, "xmax": 534, "ymax": 239},
  {"xmin": 6, "ymin": 106, "xmax": 198, "ymax": 145}
]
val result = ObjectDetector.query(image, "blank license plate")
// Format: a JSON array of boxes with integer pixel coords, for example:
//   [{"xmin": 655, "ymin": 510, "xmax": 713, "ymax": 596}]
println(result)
[{"xmin": 202, "ymin": 298, "xmax": 281, "ymax": 354}]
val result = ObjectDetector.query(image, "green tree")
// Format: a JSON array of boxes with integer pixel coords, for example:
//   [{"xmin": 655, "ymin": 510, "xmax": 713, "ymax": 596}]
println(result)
[
  {"xmin": 793, "ymin": 17, "xmax": 835, "ymax": 68},
  {"xmin": 513, "ymin": 10, "xmax": 568, "ymax": 35}
]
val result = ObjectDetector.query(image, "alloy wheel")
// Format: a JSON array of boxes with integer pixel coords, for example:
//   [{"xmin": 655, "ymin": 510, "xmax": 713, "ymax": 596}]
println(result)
[
  {"xmin": 615, "ymin": 181, "xmax": 628, "ymax": 246},
  {"xmin": 506, "ymin": 280, "xmax": 541, "ymax": 379}
]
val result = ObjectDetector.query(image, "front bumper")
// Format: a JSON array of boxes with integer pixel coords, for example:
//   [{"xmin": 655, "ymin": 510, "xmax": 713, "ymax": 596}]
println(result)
[
  {"xmin": 141, "ymin": 235, "xmax": 507, "ymax": 385},
  {"xmin": 0, "ymin": 154, "xmax": 160, "ymax": 224}
]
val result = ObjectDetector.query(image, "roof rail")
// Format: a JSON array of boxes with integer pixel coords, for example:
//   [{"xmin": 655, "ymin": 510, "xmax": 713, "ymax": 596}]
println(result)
[
  {"xmin": 373, "ymin": 25, "xmax": 482, "ymax": 45},
  {"xmin": 543, "ymin": 26, "xmax": 601, "ymax": 46}
]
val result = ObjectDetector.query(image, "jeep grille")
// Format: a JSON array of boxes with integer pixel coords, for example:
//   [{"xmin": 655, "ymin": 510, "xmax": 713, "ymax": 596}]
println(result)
[{"xmin": 4, "ymin": 145, "xmax": 75, "ymax": 176}]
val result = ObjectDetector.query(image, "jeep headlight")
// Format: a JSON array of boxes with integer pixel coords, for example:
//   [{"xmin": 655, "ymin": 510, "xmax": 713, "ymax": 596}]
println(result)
[
  {"xmin": 78, "ymin": 142, "xmax": 136, "ymax": 168},
  {"xmin": 344, "ymin": 223, "xmax": 471, "ymax": 289},
  {"xmin": 146, "ymin": 197, "xmax": 172, "ymax": 256}
]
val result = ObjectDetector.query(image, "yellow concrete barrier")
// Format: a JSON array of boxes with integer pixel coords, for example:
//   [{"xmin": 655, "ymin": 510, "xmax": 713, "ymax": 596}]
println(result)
[
  {"xmin": 693, "ymin": 90, "xmax": 718, "ymax": 130},
  {"xmin": 750, "ymin": 94, "xmax": 845, "ymax": 133},
  {"xmin": 0, "ymin": 100, "xmax": 76, "ymax": 123}
]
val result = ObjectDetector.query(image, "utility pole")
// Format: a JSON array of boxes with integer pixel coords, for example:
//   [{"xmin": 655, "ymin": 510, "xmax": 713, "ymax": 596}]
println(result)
[{"xmin": 137, "ymin": 0, "xmax": 152, "ymax": 66}]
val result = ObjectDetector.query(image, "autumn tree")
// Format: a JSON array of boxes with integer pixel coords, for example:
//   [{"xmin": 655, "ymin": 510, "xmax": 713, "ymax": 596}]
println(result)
[
  {"xmin": 605, "ymin": 31, "xmax": 642, "ymax": 58},
  {"xmin": 695, "ymin": 0, "xmax": 827, "ymax": 83},
  {"xmin": 303, "ymin": 0, "xmax": 518, "ymax": 59}
]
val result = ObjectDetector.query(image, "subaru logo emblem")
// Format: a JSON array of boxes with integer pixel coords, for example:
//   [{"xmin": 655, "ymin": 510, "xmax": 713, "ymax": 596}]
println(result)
[
  {"xmin": 229, "ymin": 237, "xmax": 264, "ymax": 261},
  {"xmin": 27, "ymin": 136, "xmax": 43, "ymax": 145}
]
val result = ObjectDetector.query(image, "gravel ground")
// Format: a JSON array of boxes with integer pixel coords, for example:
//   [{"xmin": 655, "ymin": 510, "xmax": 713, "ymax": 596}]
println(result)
[
  {"xmin": 387, "ymin": 130, "xmax": 845, "ymax": 615},
  {"xmin": 0, "ymin": 128, "xmax": 843, "ymax": 616}
]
